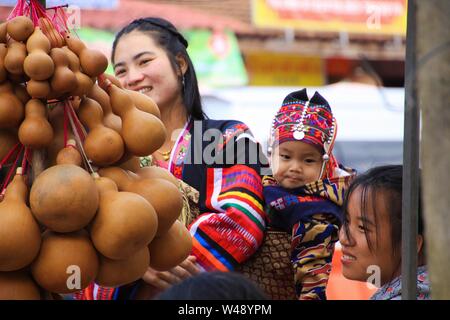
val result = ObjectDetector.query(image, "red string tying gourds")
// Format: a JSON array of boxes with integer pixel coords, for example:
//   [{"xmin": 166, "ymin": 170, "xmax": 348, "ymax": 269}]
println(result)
[
  {"xmin": 47, "ymin": 5, "xmax": 71, "ymax": 35},
  {"xmin": 0, "ymin": 145, "xmax": 25, "ymax": 197},
  {"xmin": 0, "ymin": 142, "xmax": 20, "ymax": 171},
  {"xmin": 7, "ymin": 0, "xmax": 50, "ymax": 25},
  {"xmin": 21, "ymin": 147, "xmax": 30, "ymax": 176}
]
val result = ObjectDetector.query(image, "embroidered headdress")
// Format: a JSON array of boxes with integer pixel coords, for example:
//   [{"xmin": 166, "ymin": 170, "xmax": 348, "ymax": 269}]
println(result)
[{"xmin": 269, "ymin": 88, "xmax": 339, "ymax": 179}]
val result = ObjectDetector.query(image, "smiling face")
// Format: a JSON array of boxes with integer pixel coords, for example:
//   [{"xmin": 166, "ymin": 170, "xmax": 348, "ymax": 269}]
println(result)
[
  {"xmin": 271, "ymin": 140, "xmax": 323, "ymax": 189},
  {"xmin": 113, "ymin": 30, "xmax": 183, "ymax": 111},
  {"xmin": 339, "ymin": 186, "xmax": 400, "ymax": 286}
]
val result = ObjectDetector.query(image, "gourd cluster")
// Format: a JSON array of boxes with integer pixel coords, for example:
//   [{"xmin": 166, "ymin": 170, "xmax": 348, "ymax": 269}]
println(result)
[{"xmin": 0, "ymin": 16, "xmax": 192, "ymax": 299}]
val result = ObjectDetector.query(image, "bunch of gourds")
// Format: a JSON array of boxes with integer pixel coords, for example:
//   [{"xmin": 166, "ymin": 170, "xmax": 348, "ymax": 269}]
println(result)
[{"xmin": 0, "ymin": 15, "xmax": 192, "ymax": 300}]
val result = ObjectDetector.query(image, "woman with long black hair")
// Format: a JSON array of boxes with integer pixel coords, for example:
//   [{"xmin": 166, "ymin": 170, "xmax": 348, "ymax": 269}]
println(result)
[{"xmin": 76, "ymin": 17, "xmax": 269, "ymax": 300}]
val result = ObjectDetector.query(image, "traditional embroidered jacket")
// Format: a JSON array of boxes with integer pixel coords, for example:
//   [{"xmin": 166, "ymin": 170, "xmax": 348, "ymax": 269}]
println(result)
[
  {"xmin": 370, "ymin": 265, "xmax": 431, "ymax": 300},
  {"xmin": 263, "ymin": 168, "xmax": 354, "ymax": 300},
  {"xmin": 74, "ymin": 118, "xmax": 269, "ymax": 300}
]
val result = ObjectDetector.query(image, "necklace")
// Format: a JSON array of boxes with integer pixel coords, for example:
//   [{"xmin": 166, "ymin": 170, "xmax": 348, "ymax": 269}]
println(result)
[{"xmin": 156, "ymin": 146, "xmax": 173, "ymax": 161}]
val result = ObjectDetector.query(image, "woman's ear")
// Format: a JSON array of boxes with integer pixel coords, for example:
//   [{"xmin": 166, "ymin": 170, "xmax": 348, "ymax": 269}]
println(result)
[
  {"xmin": 416, "ymin": 234, "xmax": 424, "ymax": 254},
  {"xmin": 175, "ymin": 54, "xmax": 188, "ymax": 76}
]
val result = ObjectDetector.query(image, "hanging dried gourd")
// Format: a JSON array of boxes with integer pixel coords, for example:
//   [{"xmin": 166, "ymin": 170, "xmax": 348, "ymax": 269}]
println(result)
[
  {"xmin": 30, "ymin": 164, "xmax": 99, "ymax": 232},
  {"xmin": 0, "ymin": 168, "xmax": 41, "ymax": 272},
  {"xmin": 89, "ymin": 174, "xmax": 158, "ymax": 260},
  {"xmin": 100, "ymin": 79, "xmax": 166, "ymax": 157},
  {"xmin": 31, "ymin": 229, "xmax": 99, "ymax": 294},
  {"xmin": 148, "ymin": 220, "xmax": 192, "ymax": 271}
]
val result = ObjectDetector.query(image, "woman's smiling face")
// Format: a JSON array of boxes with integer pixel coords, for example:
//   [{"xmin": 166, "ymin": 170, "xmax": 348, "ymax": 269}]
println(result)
[
  {"xmin": 113, "ymin": 30, "xmax": 182, "ymax": 110},
  {"xmin": 339, "ymin": 186, "xmax": 400, "ymax": 287}
]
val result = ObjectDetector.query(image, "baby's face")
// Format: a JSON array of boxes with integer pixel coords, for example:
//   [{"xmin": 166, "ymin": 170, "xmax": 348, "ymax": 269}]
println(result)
[{"xmin": 271, "ymin": 140, "xmax": 323, "ymax": 189}]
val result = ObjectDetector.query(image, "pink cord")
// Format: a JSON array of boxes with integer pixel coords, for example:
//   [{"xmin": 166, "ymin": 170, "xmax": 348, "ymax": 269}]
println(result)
[
  {"xmin": 63, "ymin": 103, "xmax": 69, "ymax": 147},
  {"xmin": 0, "ymin": 143, "xmax": 20, "ymax": 170},
  {"xmin": 67, "ymin": 101, "xmax": 87, "ymax": 141},
  {"xmin": 21, "ymin": 147, "xmax": 29, "ymax": 175},
  {"xmin": 0, "ymin": 145, "xmax": 24, "ymax": 195}
]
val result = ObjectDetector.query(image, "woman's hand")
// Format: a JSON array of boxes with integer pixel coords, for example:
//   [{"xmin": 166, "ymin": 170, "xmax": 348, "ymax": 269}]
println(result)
[{"xmin": 141, "ymin": 255, "xmax": 201, "ymax": 290}]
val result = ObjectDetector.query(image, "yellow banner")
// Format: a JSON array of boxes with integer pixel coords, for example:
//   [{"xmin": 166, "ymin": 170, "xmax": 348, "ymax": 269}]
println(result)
[
  {"xmin": 246, "ymin": 52, "xmax": 324, "ymax": 86},
  {"xmin": 252, "ymin": 0, "xmax": 407, "ymax": 35}
]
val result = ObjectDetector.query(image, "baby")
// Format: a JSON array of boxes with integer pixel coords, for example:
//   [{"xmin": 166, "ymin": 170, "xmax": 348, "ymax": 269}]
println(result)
[{"xmin": 264, "ymin": 88, "xmax": 354, "ymax": 300}]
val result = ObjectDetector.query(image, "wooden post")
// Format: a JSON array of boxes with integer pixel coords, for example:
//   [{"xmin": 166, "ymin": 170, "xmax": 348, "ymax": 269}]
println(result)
[
  {"xmin": 418, "ymin": 0, "xmax": 450, "ymax": 299},
  {"xmin": 401, "ymin": 0, "xmax": 419, "ymax": 300}
]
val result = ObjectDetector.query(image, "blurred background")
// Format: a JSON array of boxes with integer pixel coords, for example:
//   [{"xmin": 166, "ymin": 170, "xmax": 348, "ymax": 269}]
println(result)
[
  {"xmin": 0, "ymin": 0, "xmax": 407, "ymax": 173},
  {"xmin": 0, "ymin": 0, "xmax": 409, "ymax": 300}
]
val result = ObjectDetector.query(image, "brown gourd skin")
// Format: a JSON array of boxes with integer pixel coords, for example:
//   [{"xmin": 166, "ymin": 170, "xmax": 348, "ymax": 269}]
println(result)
[
  {"xmin": 6, "ymin": 16, "xmax": 34, "ymax": 42},
  {"xmin": 63, "ymin": 46, "xmax": 79, "ymax": 71},
  {"xmin": 148, "ymin": 220, "xmax": 192, "ymax": 271},
  {"xmin": 24, "ymin": 27, "xmax": 55, "ymax": 81},
  {"xmin": 112, "ymin": 148, "xmax": 136, "ymax": 168},
  {"xmin": 46, "ymin": 106, "xmax": 75, "ymax": 166},
  {"xmin": 87, "ymin": 83, "xmax": 110, "ymax": 110},
  {"xmin": 90, "ymin": 176, "xmax": 158, "ymax": 260},
  {"xmin": 56, "ymin": 139, "xmax": 82, "ymax": 166},
  {"xmin": 125, "ymin": 89, "xmax": 161, "ymax": 119},
  {"xmin": 0, "ymin": 129, "xmax": 19, "ymax": 164},
  {"xmin": 0, "ymin": 82, "xmax": 24, "ymax": 128},
  {"xmin": 127, "ymin": 178, "xmax": 183, "ymax": 236},
  {"xmin": 87, "ymin": 83, "xmax": 122, "ymax": 134},
  {"xmin": 72, "ymin": 71, "xmax": 94, "ymax": 98},
  {"xmin": 4, "ymin": 40, "xmax": 27, "ymax": 76},
  {"xmin": 117, "ymin": 156, "xmax": 142, "ymax": 173},
  {"xmin": 103, "ymin": 73, "xmax": 122, "ymax": 88},
  {"xmin": 69, "ymin": 95, "xmax": 81, "ymax": 110},
  {"xmin": 0, "ymin": 171, "xmax": 42, "ymax": 272},
  {"xmin": 0, "ymin": 22, "xmax": 7, "ymax": 43},
  {"xmin": 0, "ymin": 271, "xmax": 41, "ymax": 300},
  {"xmin": 26, "ymin": 79, "xmax": 51, "ymax": 99},
  {"xmin": 65, "ymin": 34, "xmax": 108, "ymax": 77},
  {"xmin": 103, "ymin": 82, "xmax": 166, "ymax": 157},
  {"xmin": 62, "ymin": 46, "xmax": 93, "ymax": 97},
  {"xmin": 0, "ymin": 44, "xmax": 8, "ymax": 83},
  {"xmin": 97, "ymin": 166, "xmax": 136, "ymax": 190},
  {"xmin": 135, "ymin": 166, "xmax": 178, "ymax": 187},
  {"xmin": 77, "ymin": 97, "xmax": 124, "ymax": 166},
  {"xmin": 49, "ymin": 48, "xmax": 77, "ymax": 95},
  {"xmin": 13, "ymin": 83, "xmax": 31, "ymax": 105},
  {"xmin": 30, "ymin": 164, "xmax": 99, "ymax": 233},
  {"xmin": 98, "ymin": 167, "xmax": 183, "ymax": 236},
  {"xmin": 95, "ymin": 246, "xmax": 150, "ymax": 288},
  {"xmin": 31, "ymin": 229, "xmax": 99, "ymax": 294},
  {"xmin": 18, "ymin": 99, "xmax": 54, "ymax": 148},
  {"xmin": 7, "ymin": 72, "xmax": 29, "ymax": 84}
]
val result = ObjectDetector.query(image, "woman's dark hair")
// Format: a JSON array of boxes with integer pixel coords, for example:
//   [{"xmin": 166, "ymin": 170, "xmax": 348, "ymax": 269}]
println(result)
[
  {"xmin": 111, "ymin": 17, "xmax": 206, "ymax": 120},
  {"xmin": 342, "ymin": 165, "xmax": 424, "ymax": 259},
  {"xmin": 155, "ymin": 272, "xmax": 268, "ymax": 300}
]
